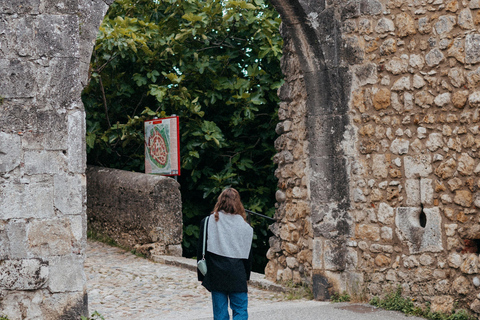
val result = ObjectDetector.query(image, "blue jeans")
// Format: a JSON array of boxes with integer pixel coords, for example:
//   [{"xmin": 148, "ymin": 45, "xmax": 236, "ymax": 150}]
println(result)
[{"xmin": 211, "ymin": 291, "xmax": 248, "ymax": 320}]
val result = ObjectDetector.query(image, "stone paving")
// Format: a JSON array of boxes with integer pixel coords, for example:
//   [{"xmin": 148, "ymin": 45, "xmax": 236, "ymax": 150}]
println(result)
[{"xmin": 85, "ymin": 240, "xmax": 298, "ymax": 320}]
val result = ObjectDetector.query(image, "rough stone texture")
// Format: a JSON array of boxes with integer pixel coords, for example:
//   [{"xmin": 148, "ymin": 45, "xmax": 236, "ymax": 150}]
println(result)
[
  {"xmin": 86, "ymin": 166, "xmax": 183, "ymax": 257},
  {"xmin": 5, "ymin": 0, "xmax": 480, "ymax": 316},
  {"xmin": 270, "ymin": 0, "xmax": 480, "ymax": 314},
  {"xmin": 0, "ymin": 0, "xmax": 109, "ymax": 318},
  {"xmin": 395, "ymin": 207, "xmax": 443, "ymax": 254}
]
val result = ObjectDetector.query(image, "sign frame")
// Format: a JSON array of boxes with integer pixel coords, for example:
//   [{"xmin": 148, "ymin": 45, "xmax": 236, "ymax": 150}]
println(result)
[{"xmin": 144, "ymin": 116, "xmax": 181, "ymax": 176}]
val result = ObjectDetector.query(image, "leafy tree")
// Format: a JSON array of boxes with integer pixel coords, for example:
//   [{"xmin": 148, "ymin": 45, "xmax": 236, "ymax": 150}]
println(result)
[{"xmin": 82, "ymin": 0, "xmax": 283, "ymax": 272}]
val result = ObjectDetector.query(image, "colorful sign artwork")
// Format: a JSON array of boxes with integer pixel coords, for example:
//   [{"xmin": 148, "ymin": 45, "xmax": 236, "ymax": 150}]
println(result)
[{"xmin": 144, "ymin": 116, "xmax": 180, "ymax": 176}]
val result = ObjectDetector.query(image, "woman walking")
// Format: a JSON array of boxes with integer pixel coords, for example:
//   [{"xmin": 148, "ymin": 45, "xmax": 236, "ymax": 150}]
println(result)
[{"xmin": 197, "ymin": 188, "xmax": 254, "ymax": 320}]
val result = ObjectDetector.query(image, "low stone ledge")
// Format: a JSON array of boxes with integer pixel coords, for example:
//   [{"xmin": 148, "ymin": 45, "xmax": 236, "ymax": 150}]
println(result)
[{"xmin": 86, "ymin": 166, "xmax": 182, "ymax": 257}]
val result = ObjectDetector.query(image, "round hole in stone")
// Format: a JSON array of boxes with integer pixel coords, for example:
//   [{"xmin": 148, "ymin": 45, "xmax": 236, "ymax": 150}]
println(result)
[{"xmin": 419, "ymin": 210, "xmax": 427, "ymax": 228}]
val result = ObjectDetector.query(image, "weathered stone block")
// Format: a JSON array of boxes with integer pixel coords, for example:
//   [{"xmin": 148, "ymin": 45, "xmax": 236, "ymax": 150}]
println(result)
[
  {"xmin": 0, "ymin": 59, "xmax": 35, "ymax": 98},
  {"xmin": 374, "ymin": 254, "xmax": 390, "ymax": 267},
  {"xmin": 21, "ymin": 114, "xmax": 68, "ymax": 151},
  {"xmin": 435, "ymin": 15, "xmax": 456, "ymax": 35},
  {"xmin": 312, "ymin": 238, "xmax": 323, "ymax": 269},
  {"xmin": 67, "ymin": 110, "xmax": 87, "ymax": 173},
  {"xmin": 420, "ymin": 179, "xmax": 433, "ymax": 205},
  {"xmin": 458, "ymin": 153, "xmax": 475, "ymax": 176},
  {"xmin": 68, "ymin": 214, "xmax": 85, "ymax": 245},
  {"xmin": 41, "ymin": 0, "xmax": 80, "ymax": 14},
  {"xmin": 24, "ymin": 150, "xmax": 66, "ymax": 175},
  {"xmin": 35, "ymin": 15, "xmax": 79, "ymax": 58},
  {"xmin": 28, "ymin": 218, "xmax": 74, "ymax": 256},
  {"xmin": 431, "ymin": 295, "xmax": 455, "ymax": 314},
  {"xmin": 419, "ymin": 254, "xmax": 434, "ymax": 266},
  {"xmin": 54, "ymin": 173, "xmax": 84, "ymax": 215},
  {"xmin": 372, "ymin": 154, "xmax": 388, "ymax": 178},
  {"xmin": 391, "ymin": 76, "xmax": 411, "ymax": 91},
  {"xmin": 309, "ymin": 155, "xmax": 349, "ymax": 204},
  {"xmin": 357, "ymin": 224, "xmax": 380, "ymax": 241},
  {"xmin": 395, "ymin": 207, "xmax": 443, "ymax": 254},
  {"xmin": 377, "ymin": 202, "xmax": 394, "ymax": 224},
  {"xmin": 373, "ymin": 88, "xmax": 391, "ymax": 110},
  {"xmin": 0, "ymin": 132, "xmax": 22, "ymax": 173},
  {"xmin": 466, "ymin": 33, "xmax": 480, "ymax": 65},
  {"xmin": 87, "ymin": 166, "xmax": 182, "ymax": 255},
  {"xmin": 6, "ymin": 221, "xmax": 28, "ymax": 259},
  {"xmin": 434, "ymin": 92, "xmax": 451, "ymax": 108},
  {"xmin": 404, "ymin": 155, "xmax": 433, "ymax": 178},
  {"xmin": 425, "ymin": 48, "xmax": 445, "ymax": 67},
  {"xmin": 0, "ymin": 259, "xmax": 48, "ymax": 290},
  {"xmin": 469, "ymin": 91, "xmax": 480, "ymax": 107},
  {"xmin": 460, "ymin": 254, "xmax": 478, "ymax": 274},
  {"xmin": 352, "ymin": 63, "xmax": 378, "ymax": 86},
  {"xmin": 396, "ymin": 12, "xmax": 416, "ymax": 38},
  {"xmin": 36, "ymin": 58, "xmax": 82, "ymax": 108},
  {"xmin": 0, "ymin": 0, "xmax": 39, "ymax": 14},
  {"xmin": 375, "ymin": 17, "xmax": 394, "ymax": 33},
  {"xmin": 435, "ymin": 158, "xmax": 457, "ymax": 180},
  {"xmin": 380, "ymin": 226, "xmax": 392, "ymax": 240},
  {"xmin": 390, "ymin": 138, "xmax": 409, "ymax": 154},
  {"xmin": 0, "ymin": 222, "xmax": 9, "ymax": 260},
  {"xmin": 385, "ymin": 57, "xmax": 408, "ymax": 75},
  {"xmin": 425, "ymin": 133, "xmax": 444, "ymax": 152},
  {"xmin": 452, "ymin": 276, "xmax": 472, "ymax": 295},
  {"xmin": 405, "ymin": 179, "xmax": 421, "ymax": 206},
  {"xmin": 448, "ymin": 252, "xmax": 463, "ymax": 268},
  {"xmin": 0, "ymin": 16, "xmax": 36, "ymax": 58},
  {"xmin": 471, "ymin": 299, "xmax": 480, "ymax": 314},
  {"xmin": 0, "ymin": 177, "xmax": 54, "ymax": 219},
  {"xmin": 48, "ymin": 255, "xmax": 85, "ymax": 293},
  {"xmin": 0, "ymin": 290, "xmax": 86, "ymax": 319},
  {"xmin": 454, "ymin": 190, "xmax": 473, "ymax": 207},
  {"xmin": 324, "ymin": 239, "xmax": 346, "ymax": 271}
]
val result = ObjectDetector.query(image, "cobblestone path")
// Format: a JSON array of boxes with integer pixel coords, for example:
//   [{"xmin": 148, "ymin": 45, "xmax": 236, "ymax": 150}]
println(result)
[{"xmin": 85, "ymin": 240, "xmax": 293, "ymax": 320}]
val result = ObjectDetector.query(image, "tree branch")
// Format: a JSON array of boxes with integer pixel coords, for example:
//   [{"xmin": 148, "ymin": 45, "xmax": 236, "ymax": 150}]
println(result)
[{"xmin": 98, "ymin": 75, "xmax": 111, "ymax": 128}]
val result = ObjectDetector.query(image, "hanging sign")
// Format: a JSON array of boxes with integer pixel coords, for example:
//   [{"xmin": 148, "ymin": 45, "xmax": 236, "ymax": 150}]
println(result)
[{"xmin": 144, "ymin": 116, "xmax": 180, "ymax": 176}]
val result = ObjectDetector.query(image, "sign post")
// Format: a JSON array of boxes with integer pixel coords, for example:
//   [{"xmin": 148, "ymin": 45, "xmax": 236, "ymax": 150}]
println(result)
[{"xmin": 144, "ymin": 116, "xmax": 180, "ymax": 176}]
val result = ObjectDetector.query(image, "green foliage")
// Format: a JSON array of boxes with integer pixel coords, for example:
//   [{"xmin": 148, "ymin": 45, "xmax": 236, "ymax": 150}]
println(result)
[
  {"xmin": 82, "ymin": 0, "xmax": 283, "ymax": 272},
  {"xmin": 370, "ymin": 286, "xmax": 476, "ymax": 320},
  {"xmin": 0, "ymin": 316, "xmax": 9, "ymax": 320},
  {"xmin": 331, "ymin": 291, "xmax": 351, "ymax": 303},
  {"xmin": 81, "ymin": 311, "xmax": 105, "ymax": 320}
]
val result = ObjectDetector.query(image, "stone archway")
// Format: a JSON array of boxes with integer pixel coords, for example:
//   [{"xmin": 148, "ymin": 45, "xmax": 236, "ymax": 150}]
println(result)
[
  {"xmin": 266, "ymin": 0, "xmax": 355, "ymax": 299},
  {"xmin": 0, "ymin": 0, "xmax": 369, "ymax": 317}
]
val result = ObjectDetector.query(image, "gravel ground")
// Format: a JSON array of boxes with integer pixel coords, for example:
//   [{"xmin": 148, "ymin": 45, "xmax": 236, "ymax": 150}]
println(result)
[{"xmin": 85, "ymin": 240, "xmax": 298, "ymax": 319}]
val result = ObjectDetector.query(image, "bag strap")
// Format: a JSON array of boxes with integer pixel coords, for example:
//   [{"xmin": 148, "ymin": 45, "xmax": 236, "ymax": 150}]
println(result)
[{"xmin": 202, "ymin": 216, "xmax": 209, "ymax": 259}]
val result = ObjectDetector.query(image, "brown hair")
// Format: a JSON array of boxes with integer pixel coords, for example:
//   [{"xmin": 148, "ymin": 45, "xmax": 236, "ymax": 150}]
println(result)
[{"xmin": 212, "ymin": 188, "xmax": 246, "ymax": 222}]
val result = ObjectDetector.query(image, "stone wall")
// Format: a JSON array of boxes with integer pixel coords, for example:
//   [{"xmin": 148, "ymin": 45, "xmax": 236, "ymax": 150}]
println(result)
[
  {"xmin": 347, "ymin": 0, "xmax": 480, "ymax": 313},
  {"xmin": 266, "ymin": 25, "xmax": 314, "ymax": 286},
  {"xmin": 0, "ymin": 0, "xmax": 112, "ymax": 318},
  {"xmin": 269, "ymin": 0, "xmax": 480, "ymax": 315},
  {"xmin": 86, "ymin": 166, "xmax": 182, "ymax": 258}
]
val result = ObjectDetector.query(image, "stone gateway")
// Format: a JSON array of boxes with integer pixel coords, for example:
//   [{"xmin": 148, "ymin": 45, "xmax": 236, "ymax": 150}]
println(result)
[{"xmin": 2, "ymin": 0, "xmax": 480, "ymax": 318}]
